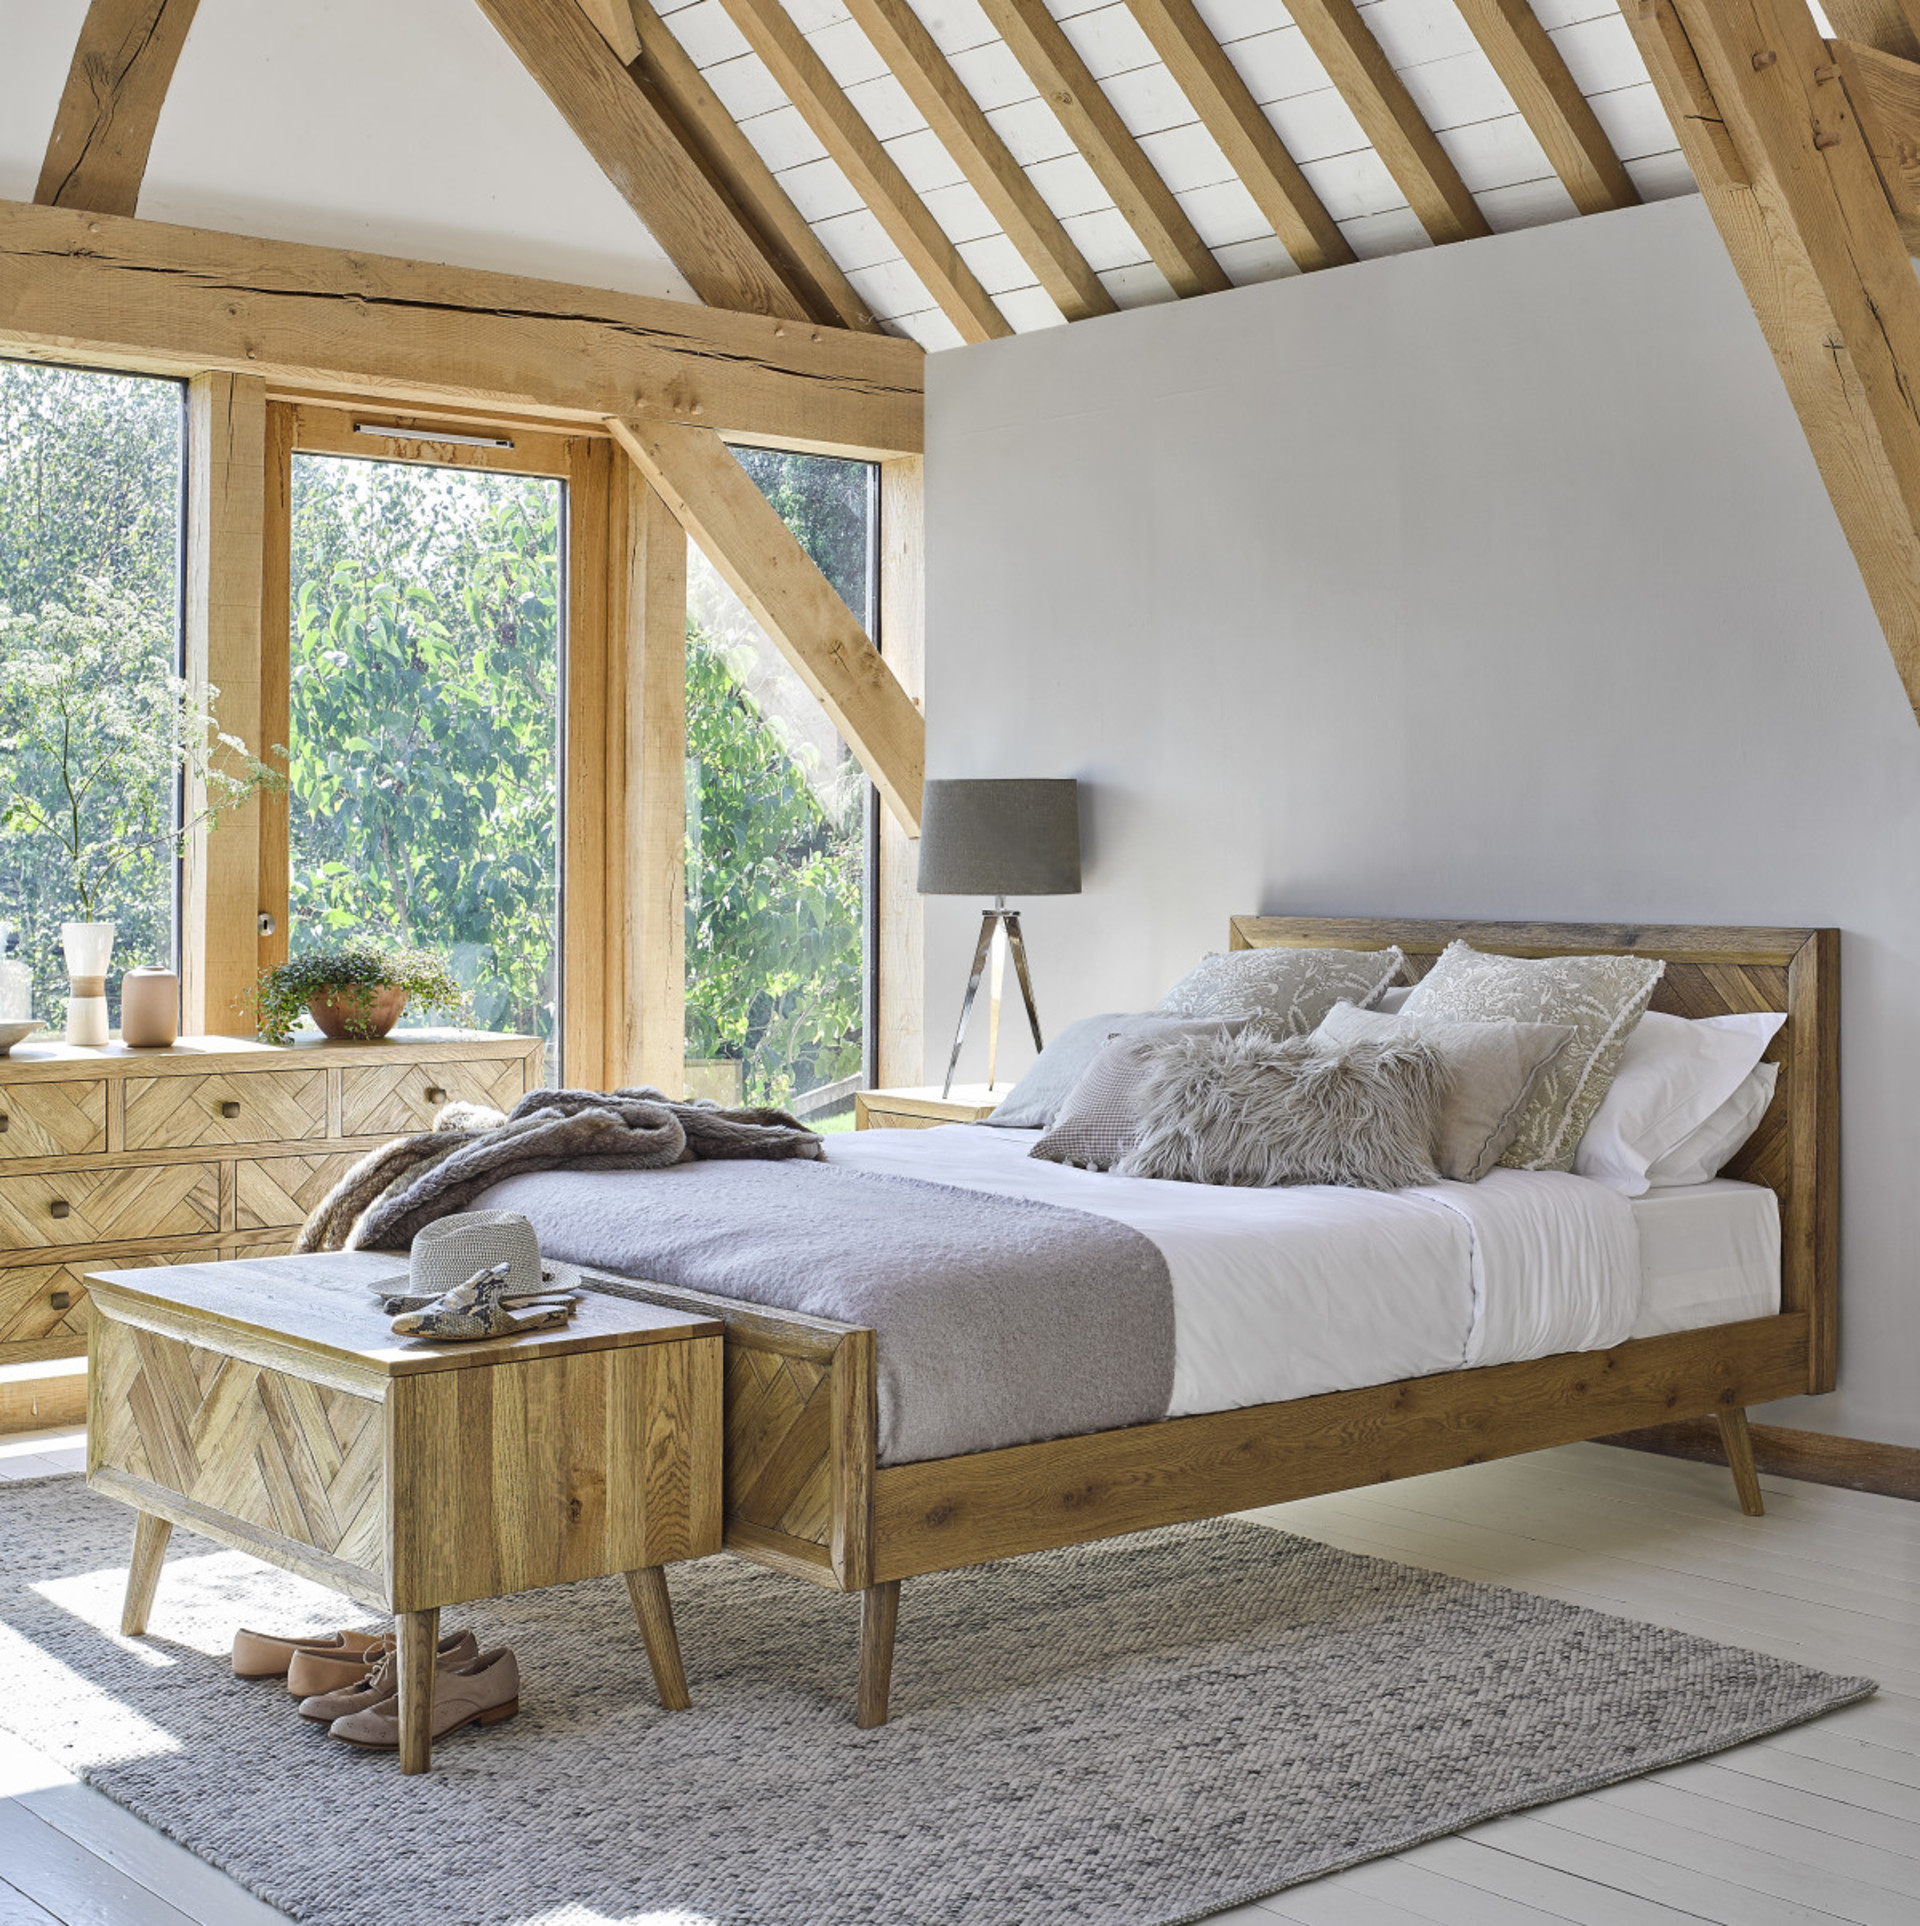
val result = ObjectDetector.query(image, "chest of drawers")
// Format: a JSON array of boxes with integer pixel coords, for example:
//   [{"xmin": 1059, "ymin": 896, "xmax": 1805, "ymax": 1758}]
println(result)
[{"xmin": 0, "ymin": 1031, "xmax": 542, "ymax": 1371}]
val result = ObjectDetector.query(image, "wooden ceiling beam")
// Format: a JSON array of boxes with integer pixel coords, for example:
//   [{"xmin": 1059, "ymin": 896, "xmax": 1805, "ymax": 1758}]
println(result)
[
  {"xmin": 1821, "ymin": 0, "xmax": 1920, "ymax": 59},
  {"xmin": 977, "ymin": 0, "xmax": 1229, "ymax": 297},
  {"xmin": 1621, "ymin": 0, "xmax": 1920, "ymax": 721},
  {"xmin": 35, "ymin": 0, "xmax": 200, "ymax": 218},
  {"xmin": 472, "ymin": 0, "xmax": 811, "ymax": 320},
  {"xmin": 840, "ymin": 0, "xmax": 1117, "ymax": 321},
  {"xmin": 1830, "ymin": 36, "xmax": 1920, "ymax": 250},
  {"xmin": 621, "ymin": 0, "xmax": 881, "ymax": 332},
  {"xmin": 608, "ymin": 416, "xmax": 926, "ymax": 834},
  {"xmin": 714, "ymin": 0, "xmax": 1013, "ymax": 343},
  {"xmin": 0, "ymin": 199, "xmax": 923, "ymax": 456},
  {"xmin": 1284, "ymin": 0, "xmax": 1491, "ymax": 244},
  {"xmin": 1122, "ymin": 0, "xmax": 1353, "ymax": 272},
  {"xmin": 1452, "ymin": 0, "xmax": 1639, "ymax": 215}
]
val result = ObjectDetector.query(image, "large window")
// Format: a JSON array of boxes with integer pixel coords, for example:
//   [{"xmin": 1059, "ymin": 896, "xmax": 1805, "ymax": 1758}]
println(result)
[
  {"xmin": 0, "ymin": 360, "xmax": 185, "ymax": 1025},
  {"xmin": 286, "ymin": 453, "xmax": 564, "ymax": 1076},
  {"xmin": 684, "ymin": 450, "xmax": 878, "ymax": 1125}
]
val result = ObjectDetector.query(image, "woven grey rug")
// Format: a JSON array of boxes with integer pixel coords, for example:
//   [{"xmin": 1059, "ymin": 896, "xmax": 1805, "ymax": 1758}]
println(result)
[{"xmin": 0, "ymin": 1476, "xmax": 1871, "ymax": 1926}]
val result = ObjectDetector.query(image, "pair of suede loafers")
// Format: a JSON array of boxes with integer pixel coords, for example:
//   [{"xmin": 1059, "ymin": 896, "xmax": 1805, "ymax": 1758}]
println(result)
[{"xmin": 232, "ymin": 1626, "xmax": 520, "ymax": 1748}]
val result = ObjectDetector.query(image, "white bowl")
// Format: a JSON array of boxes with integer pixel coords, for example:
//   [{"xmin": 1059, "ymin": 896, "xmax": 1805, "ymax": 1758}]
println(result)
[{"xmin": 0, "ymin": 1020, "xmax": 43, "ymax": 1056}]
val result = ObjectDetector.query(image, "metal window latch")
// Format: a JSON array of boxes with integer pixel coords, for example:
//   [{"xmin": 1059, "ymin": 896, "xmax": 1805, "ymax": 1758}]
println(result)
[
  {"xmin": 258, "ymin": 912, "xmax": 277, "ymax": 937},
  {"xmin": 220, "ymin": 1100, "xmax": 241, "ymax": 1118},
  {"xmin": 49, "ymin": 1200, "xmax": 70, "ymax": 1219}
]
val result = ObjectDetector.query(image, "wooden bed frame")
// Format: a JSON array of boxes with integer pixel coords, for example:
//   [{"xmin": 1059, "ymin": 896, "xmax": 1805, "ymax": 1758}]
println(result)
[{"xmin": 599, "ymin": 919, "xmax": 1839, "ymax": 1727}]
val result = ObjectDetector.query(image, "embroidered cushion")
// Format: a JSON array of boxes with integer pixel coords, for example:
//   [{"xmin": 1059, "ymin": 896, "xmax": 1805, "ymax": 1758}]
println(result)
[
  {"xmin": 1156, "ymin": 946, "xmax": 1404, "ymax": 1035},
  {"xmin": 1399, "ymin": 942, "xmax": 1664, "ymax": 1171}
]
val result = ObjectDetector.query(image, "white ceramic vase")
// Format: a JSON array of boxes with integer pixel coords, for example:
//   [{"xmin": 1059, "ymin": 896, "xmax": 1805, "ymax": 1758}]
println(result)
[{"xmin": 62, "ymin": 921, "xmax": 116, "ymax": 1048}]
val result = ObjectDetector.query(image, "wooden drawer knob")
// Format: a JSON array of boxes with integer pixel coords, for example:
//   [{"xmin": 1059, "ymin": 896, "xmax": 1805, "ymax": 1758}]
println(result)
[
  {"xmin": 220, "ymin": 1100, "xmax": 242, "ymax": 1119},
  {"xmin": 49, "ymin": 1292, "xmax": 70, "ymax": 1311},
  {"xmin": 0, "ymin": 1113, "xmax": 9, "ymax": 1133},
  {"xmin": 424, "ymin": 1085, "xmax": 447, "ymax": 1104},
  {"xmin": 48, "ymin": 1200, "xmax": 70, "ymax": 1219}
]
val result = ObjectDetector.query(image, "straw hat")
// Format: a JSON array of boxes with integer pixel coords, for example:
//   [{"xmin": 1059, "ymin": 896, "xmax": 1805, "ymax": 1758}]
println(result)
[{"xmin": 386, "ymin": 1211, "xmax": 581, "ymax": 1303}]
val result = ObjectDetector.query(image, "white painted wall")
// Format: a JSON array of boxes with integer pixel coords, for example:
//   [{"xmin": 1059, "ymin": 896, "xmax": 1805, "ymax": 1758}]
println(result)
[
  {"xmin": 0, "ymin": 0, "xmax": 688, "ymax": 301},
  {"xmin": 923, "ymin": 191, "xmax": 1920, "ymax": 1448}
]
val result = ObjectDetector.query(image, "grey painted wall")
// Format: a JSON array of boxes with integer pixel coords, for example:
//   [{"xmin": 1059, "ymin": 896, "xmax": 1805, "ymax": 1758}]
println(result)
[{"xmin": 922, "ymin": 192, "xmax": 1920, "ymax": 1448}]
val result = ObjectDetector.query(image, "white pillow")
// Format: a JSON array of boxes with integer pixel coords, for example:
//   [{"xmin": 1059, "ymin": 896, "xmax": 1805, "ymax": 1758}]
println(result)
[
  {"xmin": 1646, "ymin": 1061, "xmax": 1779, "ymax": 1189},
  {"xmin": 1574, "ymin": 1010, "xmax": 1784, "ymax": 1195}
]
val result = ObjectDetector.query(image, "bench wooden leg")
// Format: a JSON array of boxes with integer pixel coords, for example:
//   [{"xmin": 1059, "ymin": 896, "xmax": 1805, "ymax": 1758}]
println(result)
[
  {"xmin": 624, "ymin": 1566, "xmax": 691, "ymax": 1710},
  {"xmin": 1717, "ymin": 1407, "xmax": 1766, "ymax": 1517},
  {"xmin": 120, "ymin": 1513, "xmax": 171, "ymax": 1636},
  {"xmin": 857, "ymin": 1580, "xmax": 900, "ymax": 1729},
  {"xmin": 397, "ymin": 1606, "xmax": 440, "ymax": 1775}
]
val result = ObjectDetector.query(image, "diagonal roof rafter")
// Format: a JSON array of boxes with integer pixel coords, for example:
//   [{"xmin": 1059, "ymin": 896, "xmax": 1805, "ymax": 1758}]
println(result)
[
  {"xmin": 710, "ymin": 0, "xmax": 1017, "ymax": 342},
  {"xmin": 976, "ymin": 0, "xmax": 1231, "ymax": 298},
  {"xmin": 36, "ymin": 0, "xmax": 201, "ymax": 219}
]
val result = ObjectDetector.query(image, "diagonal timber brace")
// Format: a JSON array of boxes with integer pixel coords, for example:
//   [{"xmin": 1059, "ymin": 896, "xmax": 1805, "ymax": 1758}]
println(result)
[
  {"xmin": 1625, "ymin": 0, "xmax": 1920, "ymax": 722},
  {"xmin": 608, "ymin": 418, "xmax": 925, "ymax": 836}
]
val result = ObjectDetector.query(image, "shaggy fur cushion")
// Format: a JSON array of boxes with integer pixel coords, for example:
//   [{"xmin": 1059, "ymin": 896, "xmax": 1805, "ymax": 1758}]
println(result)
[
  {"xmin": 1115, "ymin": 1029, "xmax": 1447, "ymax": 1190},
  {"xmin": 1028, "ymin": 1019, "xmax": 1246, "ymax": 1170}
]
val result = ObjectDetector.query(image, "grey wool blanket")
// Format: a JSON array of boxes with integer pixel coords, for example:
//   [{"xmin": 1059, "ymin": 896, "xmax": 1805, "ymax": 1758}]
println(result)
[
  {"xmin": 478, "ymin": 1161, "xmax": 1175, "ymax": 1465},
  {"xmin": 296, "ymin": 1086, "xmax": 824, "ymax": 1255}
]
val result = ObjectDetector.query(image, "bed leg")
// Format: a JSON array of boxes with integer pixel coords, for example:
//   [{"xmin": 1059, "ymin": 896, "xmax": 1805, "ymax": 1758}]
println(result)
[
  {"xmin": 856, "ymin": 1581, "xmax": 900, "ymax": 1729},
  {"xmin": 1717, "ymin": 1407, "xmax": 1765, "ymax": 1517}
]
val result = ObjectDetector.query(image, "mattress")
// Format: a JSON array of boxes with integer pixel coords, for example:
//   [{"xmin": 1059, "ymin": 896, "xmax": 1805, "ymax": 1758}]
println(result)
[
  {"xmin": 1628, "ymin": 1178, "xmax": 1780, "ymax": 1337},
  {"xmin": 828, "ymin": 1127, "xmax": 1781, "ymax": 1424}
]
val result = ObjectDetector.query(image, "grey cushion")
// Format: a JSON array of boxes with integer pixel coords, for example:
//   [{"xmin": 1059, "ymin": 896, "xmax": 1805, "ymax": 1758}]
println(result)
[
  {"xmin": 1028, "ymin": 1018, "xmax": 1244, "ymax": 1171},
  {"xmin": 1315, "ymin": 1000, "xmax": 1575, "ymax": 1182},
  {"xmin": 1116, "ymin": 1029, "xmax": 1447, "ymax": 1190},
  {"xmin": 1400, "ymin": 942, "xmax": 1665, "ymax": 1172},
  {"xmin": 1157, "ymin": 946, "xmax": 1404, "ymax": 1035},
  {"xmin": 987, "ymin": 1012, "xmax": 1157, "ymax": 1130}
]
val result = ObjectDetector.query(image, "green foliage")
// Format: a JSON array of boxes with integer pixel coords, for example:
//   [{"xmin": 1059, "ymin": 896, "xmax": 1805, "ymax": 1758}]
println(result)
[
  {"xmin": 253, "ymin": 941, "xmax": 467, "ymax": 1043},
  {"xmin": 684, "ymin": 617, "xmax": 866, "ymax": 1110},
  {"xmin": 286, "ymin": 458, "xmax": 561, "ymax": 1047},
  {"xmin": 682, "ymin": 448, "xmax": 876, "ymax": 1115},
  {"xmin": 0, "ymin": 588, "xmax": 281, "ymax": 918},
  {"xmin": 0, "ymin": 361, "xmax": 184, "ymax": 1019}
]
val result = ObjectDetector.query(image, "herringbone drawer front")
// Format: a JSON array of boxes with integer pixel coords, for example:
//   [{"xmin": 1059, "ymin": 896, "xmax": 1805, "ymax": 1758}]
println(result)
[
  {"xmin": 0, "ymin": 1080, "xmax": 107, "ymax": 1161},
  {"xmin": 93, "ymin": 1311, "xmax": 386, "ymax": 1573},
  {"xmin": 341, "ymin": 1058, "xmax": 528, "ymax": 1137},
  {"xmin": 0, "ymin": 1164, "xmax": 220, "ymax": 1251},
  {"xmin": 235, "ymin": 1152, "xmax": 363, "ymax": 1231},
  {"xmin": 0, "ymin": 1249, "xmax": 220, "ymax": 1364},
  {"xmin": 124, "ymin": 1070, "xmax": 327, "ymax": 1150}
]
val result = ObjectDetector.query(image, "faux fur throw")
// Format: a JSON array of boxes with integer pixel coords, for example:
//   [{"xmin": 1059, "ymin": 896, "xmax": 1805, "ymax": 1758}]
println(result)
[
  {"xmin": 1116, "ymin": 1029, "xmax": 1447, "ymax": 1190},
  {"xmin": 296, "ymin": 1085, "xmax": 822, "ymax": 1254}
]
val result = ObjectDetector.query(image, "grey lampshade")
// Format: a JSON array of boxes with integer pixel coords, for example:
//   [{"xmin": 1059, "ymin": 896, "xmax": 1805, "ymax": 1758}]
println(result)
[{"xmin": 917, "ymin": 779, "xmax": 1082, "ymax": 897}]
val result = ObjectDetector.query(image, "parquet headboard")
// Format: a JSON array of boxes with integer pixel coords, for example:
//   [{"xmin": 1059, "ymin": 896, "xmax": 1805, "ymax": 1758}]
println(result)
[{"xmin": 1231, "ymin": 917, "xmax": 1840, "ymax": 1395}]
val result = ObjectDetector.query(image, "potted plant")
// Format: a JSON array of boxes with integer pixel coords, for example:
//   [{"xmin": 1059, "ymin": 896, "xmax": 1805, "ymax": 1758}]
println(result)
[
  {"xmin": 253, "ymin": 942, "xmax": 468, "ymax": 1043},
  {"xmin": 0, "ymin": 592, "xmax": 281, "ymax": 1045}
]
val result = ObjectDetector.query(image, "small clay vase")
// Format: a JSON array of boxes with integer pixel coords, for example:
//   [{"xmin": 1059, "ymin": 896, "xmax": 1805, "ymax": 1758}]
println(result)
[
  {"xmin": 307, "ymin": 983, "xmax": 409, "ymax": 1039},
  {"xmin": 119, "ymin": 965, "xmax": 179, "ymax": 1048}
]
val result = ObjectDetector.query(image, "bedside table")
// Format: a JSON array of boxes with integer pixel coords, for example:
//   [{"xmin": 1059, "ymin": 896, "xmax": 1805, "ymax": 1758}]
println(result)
[
  {"xmin": 86, "ymin": 1250, "xmax": 722, "ymax": 1773},
  {"xmin": 854, "ymin": 1085, "xmax": 1004, "ymax": 1130}
]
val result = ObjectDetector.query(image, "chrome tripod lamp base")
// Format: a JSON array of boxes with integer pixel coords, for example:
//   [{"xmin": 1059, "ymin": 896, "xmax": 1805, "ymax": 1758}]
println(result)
[{"xmin": 941, "ymin": 900, "xmax": 1043, "ymax": 1099}]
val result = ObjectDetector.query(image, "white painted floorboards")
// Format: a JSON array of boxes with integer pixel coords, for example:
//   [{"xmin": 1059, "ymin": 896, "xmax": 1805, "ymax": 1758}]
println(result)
[{"xmin": 1, "ymin": 1430, "xmax": 1915, "ymax": 1925}]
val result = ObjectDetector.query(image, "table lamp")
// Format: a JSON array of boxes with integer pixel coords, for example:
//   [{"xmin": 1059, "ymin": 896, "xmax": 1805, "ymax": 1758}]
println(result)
[{"xmin": 917, "ymin": 779, "xmax": 1081, "ymax": 1098}]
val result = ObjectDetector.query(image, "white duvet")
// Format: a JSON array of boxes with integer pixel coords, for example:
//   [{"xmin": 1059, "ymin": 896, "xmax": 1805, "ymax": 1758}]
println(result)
[{"xmin": 827, "ymin": 1124, "xmax": 1643, "ymax": 1419}]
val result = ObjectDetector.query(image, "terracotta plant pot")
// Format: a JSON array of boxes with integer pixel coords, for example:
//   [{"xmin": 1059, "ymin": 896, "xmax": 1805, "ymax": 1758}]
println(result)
[{"xmin": 307, "ymin": 984, "xmax": 410, "ymax": 1040}]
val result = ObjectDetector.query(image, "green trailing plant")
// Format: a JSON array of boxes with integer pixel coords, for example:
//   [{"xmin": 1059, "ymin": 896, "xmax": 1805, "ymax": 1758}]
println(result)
[{"xmin": 252, "ymin": 942, "xmax": 468, "ymax": 1043}]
